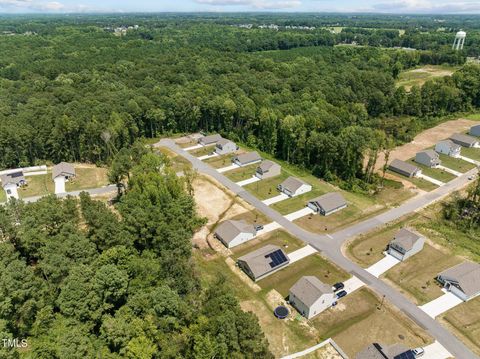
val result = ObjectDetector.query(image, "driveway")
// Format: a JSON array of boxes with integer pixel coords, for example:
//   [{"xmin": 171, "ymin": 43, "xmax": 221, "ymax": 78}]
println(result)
[
  {"xmin": 256, "ymin": 221, "xmax": 282, "ymax": 235},
  {"xmin": 236, "ymin": 176, "xmax": 260, "ymax": 187},
  {"xmin": 263, "ymin": 193, "xmax": 289, "ymax": 205},
  {"xmin": 287, "ymin": 245, "xmax": 317, "ymax": 264},
  {"xmin": 342, "ymin": 276, "xmax": 365, "ymax": 294},
  {"xmin": 422, "ymin": 341, "xmax": 453, "ymax": 359},
  {"xmin": 284, "ymin": 207, "xmax": 315, "ymax": 221},
  {"xmin": 366, "ymin": 254, "xmax": 401, "ymax": 278},
  {"xmin": 459, "ymin": 155, "xmax": 480, "ymax": 165},
  {"xmin": 198, "ymin": 153, "xmax": 218, "ymax": 161},
  {"xmin": 419, "ymin": 291, "xmax": 464, "ymax": 318},
  {"xmin": 417, "ymin": 173, "xmax": 444, "ymax": 186},
  {"xmin": 437, "ymin": 165, "xmax": 462, "ymax": 177},
  {"xmin": 184, "ymin": 144, "xmax": 203, "ymax": 151},
  {"xmin": 217, "ymin": 164, "xmax": 240, "ymax": 173}
]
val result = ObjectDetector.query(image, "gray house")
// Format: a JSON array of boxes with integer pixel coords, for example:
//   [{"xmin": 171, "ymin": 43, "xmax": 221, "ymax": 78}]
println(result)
[
  {"xmin": 52, "ymin": 162, "xmax": 76, "ymax": 181},
  {"xmin": 356, "ymin": 343, "xmax": 410, "ymax": 359},
  {"xmin": 289, "ymin": 276, "xmax": 335, "ymax": 319},
  {"xmin": 415, "ymin": 150, "xmax": 441, "ymax": 168},
  {"xmin": 214, "ymin": 219, "xmax": 257, "ymax": 248},
  {"xmin": 237, "ymin": 244, "xmax": 289, "ymax": 282},
  {"xmin": 435, "ymin": 139, "xmax": 461, "ymax": 157},
  {"xmin": 388, "ymin": 159, "xmax": 422, "ymax": 178},
  {"xmin": 388, "ymin": 228, "xmax": 425, "ymax": 261},
  {"xmin": 1, "ymin": 172, "xmax": 27, "ymax": 200},
  {"xmin": 215, "ymin": 139, "xmax": 238, "ymax": 155},
  {"xmin": 449, "ymin": 133, "xmax": 479, "ymax": 148},
  {"xmin": 437, "ymin": 262, "xmax": 480, "ymax": 301},
  {"xmin": 198, "ymin": 134, "xmax": 222, "ymax": 146},
  {"xmin": 307, "ymin": 192, "xmax": 347, "ymax": 216},
  {"xmin": 233, "ymin": 151, "xmax": 262, "ymax": 167},
  {"xmin": 255, "ymin": 160, "xmax": 281, "ymax": 179},
  {"xmin": 470, "ymin": 124, "xmax": 480, "ymax": 137},
  {"xmin": 277, "ymin": 177, "xmax": 312, "ymax": 197}
]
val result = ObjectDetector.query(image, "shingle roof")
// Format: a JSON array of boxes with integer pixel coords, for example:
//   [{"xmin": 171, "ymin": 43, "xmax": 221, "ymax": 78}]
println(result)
[
  {"xmin": 390, "ymin": 228, "xmax": 422, "ymax": 252},
  {"xmin": 257, "ymin": 160, "xmax": 279, "ymax": 172},
  {"xmin": 355, "ymin": 343, "xmax": 410, "ymax": 359},
  {"xmin": 289, "ymin": 276, "xmax": 333, "ymax": 307},
  {"xmin": 234, "ymin": 151, "xmax": 261, "ymax": 164},
  {"xmin": 417, "ymin": 149, "xmax": 439, "ymax": 160},
  {"xmin": 238, "ymin": 244, "xmax": 288, "ymax": 279},
  {"xmin": 450, "ymin": 133, "xmax": 479, "ymax": 146},
  {"xmin": 200, "ymin": 134, "xmax": 222, "ymax": 144},
  {"xmin": 52, "ymin": 162, "xmax": 75, "ymax": 180},
  {"xmin": 217, "ymin": 138, "xmax": 233, "ymax": 146},
  {"xmin": 437, "ymin": 139, "xmax": 461, "ymax": 150},
  {"xmin": 439, "ymin": 262, "xmax": 480, "ymax": 297},
  {"xmin": 389, "ymin": 159, "xmax": 420, "ymax": 175},
  {"xmin": 0, "ymin": 172, "xmax": 26, "ymax": 187},
  {"xmin": 309, "ymin": 192, "xmax": 347, "ymax": 213},
  {"xmin": 215, "ymin": 220, "xmax": 255, "ymax": 245},
  {"xmin": 279, "ymin": 176, "xmax": 309, "ymax": 193}
]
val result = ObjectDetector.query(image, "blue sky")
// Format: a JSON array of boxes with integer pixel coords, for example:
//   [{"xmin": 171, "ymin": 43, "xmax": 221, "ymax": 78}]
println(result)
[{"xmin": 1, "ymin": 0, "xmax": 480, "ymax": 14}]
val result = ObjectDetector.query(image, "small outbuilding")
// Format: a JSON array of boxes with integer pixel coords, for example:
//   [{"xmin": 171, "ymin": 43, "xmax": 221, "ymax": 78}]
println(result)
[
  {"xmin": 277, "ymin": 176, "xmax": 312, "ymax": 197},
  {"xmin": 356, "ymin": 343, "xmax": 410, "ymax": 359},
  {"xmin": 388, "ymin": 159, "xmax": 421, "ymax": 178},
  {"xmin": 289, "ymin": 276, "xmax": 335, "ymax": 319},
  {"xmin": 470, "ymin": 124, "xmax": 480, "ymax": 137},
  {"xmin": 215, "ymin": 139, "xmax": 238, "ymax": 155},
  {"xmin": 198, "ymin": 134, "xmax": 223, "ymax": 146},
  {"xmin": 449, "ymin": 133, "xmax": 479, "ymax": 148},
  {"xmin": 437, "ymin": 262, "xmax": 480, "ymax": 301},
  {"xmin": 255, "ymin": 160, "xmax": 281, "ymax": 179},
  {"xmin": 415, "ymin": 150, "xmax": 441, "ymax": 168},
  {"xmin": 0, "ymin": 172, "xmax": 27, "ymax": 200},
  {"xmin": 307, "ymin": 192, "xmax": 347, "ymax": 216},
  {"xmin": 435, "ymin": 139, "xmax": 461, "ymax": 157},
  {"xmin": 388, "ymin": 228, "xmax": 425, "ymax": 261},
  {"xmin": 237, "ymin": 244, "xmax": 289, "ymax": 282},
  {"xmin": 233, "ymin": 151, "xmax": 262, "ymax": 167},
  {"xmin": 214, "ymin": 219, "xmax": 257, "ymax": 248}
]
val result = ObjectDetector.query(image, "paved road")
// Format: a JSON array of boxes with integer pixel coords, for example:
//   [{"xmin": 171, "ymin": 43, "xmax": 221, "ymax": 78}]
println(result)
[{"xmin": 158, "ymin": 139, "xmax": 479, "ymax": 359}]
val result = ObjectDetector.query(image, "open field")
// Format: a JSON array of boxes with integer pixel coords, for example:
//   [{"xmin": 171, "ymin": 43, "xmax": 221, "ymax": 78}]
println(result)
[
  {"xmin": 461, "ymin": 146, "xmax": 480, "ymax": 162},
  {"xmin": 386, "ymin": 170, "xmax": 438, "ymax": 192},
  {"xmin": 396, "ymin": 65, "xmax": 458, "ymax": 91},
  {"xmin": 65, "ymin": 166, "xmax": 108, "ymax": 192},
  {"xmin": 440, "ymin": 297, "xmax": 480, "ymax": 355},
  {"xmin": 408, "ymin": 159, "xmax": 456, "ymax": 183}
]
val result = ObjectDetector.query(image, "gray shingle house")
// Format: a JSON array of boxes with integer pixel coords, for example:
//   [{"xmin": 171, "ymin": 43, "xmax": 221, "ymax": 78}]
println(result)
[
  {"xmin": 214, "ymin": 219, "xmax": 256, "ymax": 248},
  {"xmin": 255, "ymin": 160, "xmax": 281, "ymax": 179},
  {"xmin": 388, "ymin": 228, "xmax": 425, "ymax": 261},
  {"xmin": 289, "ymin": 276, "xmax": 335, "ymax": 319},
  {"xmin": 307, "ymin": 192, "xmax": 347, "ymax": 216},
  {"xmin": 388, "ymin": 159, "xmax": 422, "ymax": 178},
  {"xmin": 214, "ymin": 139, "xmax": 238, "ymax": 155},
  {"xmin": 52, "ymin": 162, "xmax": 76, "ymax": 181},
  {"xmin": 198, "ymin": 134, "xmax": 222, "ymax": 146},
  {"xmin": 237, "ymin": 244, "xmax": 289, "ymax": 281},
  {"xmin": 470, "ymin": 124, "xmax": 480, "ymax": 137},
  {"xmin": 435, "ymin": 139, "xmax": 461, "ymax": 157},
  {"xmin": 437, "ymin": 262, "xmax": 480, "ymax": 301},
  {"xmin": 277, "ymin": 176, "xmax": 312, "ymax": 197},
  {"xmin": 356, "ymin": 343, "xmax": 410, "ymax": 359},
  {"xmin": 449, "ymin": 133, "xmax": 479, "ymax": 148},
  {"xmin": 415, "ymin": 150, "xmax": 441, "ymax": 168},
  {"xmin": 233, "ymin": 151, "xmax": 262, "ymax": 167}
]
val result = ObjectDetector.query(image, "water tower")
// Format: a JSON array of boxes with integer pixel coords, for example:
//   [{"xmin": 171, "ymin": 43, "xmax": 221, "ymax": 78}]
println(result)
[{"xmin": 452, "ymin": 30, "xmax": 466, "ymax": 50}]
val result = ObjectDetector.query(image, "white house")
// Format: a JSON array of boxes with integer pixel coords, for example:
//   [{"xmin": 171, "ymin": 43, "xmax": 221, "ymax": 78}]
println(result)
[
  {"xmin": 437, "ymin": 262, "xmax": 480, "ymax": 302},
  {"xmin": 415, "ymin": 150, "xmax": 441, "ymax": 168},
  {"xmin": 215, "ymin": 139, "xmax": 238, "ymax": 155},
  {"xmin": 435, "ymin": 140, "xmax": 461, "ymax": 157},
  {"xmin": 0, "ymin": 172, "xmax": 27, "ymax": 200},
  {"xmin": 277, "ymin": 177, "xmax": 312, "ymax": 197},
  {"xmin": 214, "ymin": 219, "xmax": 257, "ymax": 248},
  {"xmin": 289, "ymin": 276, "xmax": 335, "ymax": 319},
  {"xmin": 52, "ymin": 162, "xmax": 76, "ymax": 194},
  {"xmin": 388, "ymin": 228, "xmax": 425, "ymax": 261}
]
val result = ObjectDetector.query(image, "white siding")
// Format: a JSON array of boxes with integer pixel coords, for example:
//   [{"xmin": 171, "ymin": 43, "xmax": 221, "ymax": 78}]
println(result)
[
  {"xmin": 290, "ymin": 293, "xmax": 335, "ymax": 319},
  {"xmin": 224, "ymin": 232, "xmax": 256, "ymax": 248},
  {"xmin": 3, "ymin": 183, "xmax": 18, "ymax": 200}
]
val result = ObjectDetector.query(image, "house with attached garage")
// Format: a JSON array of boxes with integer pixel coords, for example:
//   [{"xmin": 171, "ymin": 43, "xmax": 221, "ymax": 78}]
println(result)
[
  {"xmin": 470, "ymin": 124, "xmax": 480, "ymax": 137},
  {"xmin": 214, "ymin": 219, "xmax": 256, "ymax": 248},
  {"xmin": 388, "ymin": 228, "xmax": 425, "ymax": 261},
  {"xmin": 255, "ymin": 160, "xmax": 281, "ymax": 179},
  {"xmin": 437, "ymin": 262, "xmax": 480, "ymax": 301},
  {"xmin": 277, "ymin": 176, "xmax": 312, "ymax": 197},
  {"xmin": 435, "ymin": 139, "xmax": 461, "ymax": 157},
  {"xmin": 307, "ymin": 192, "xmax": 347, "ymax": 216},
  {"xmin": 52, "ymin": 162, "xmax": 76, "ymax": 194},
  {"xmin": 237, "ymin": 244, "xmax": 289, "ymax": 282},
  {"xmin": 1, "ymin": 172, "xmax": 27, "ymax": 200},
  {"xmin": 232, "ymin": 151, "xmax": 262, "ymax": 167},
  {"xmin": 198, "ymin": 134, "xmax": 222, "ymax": 146},
  {"xmin": 449, "ymin": 133, "xmax": 479, "ymax": 148},
  {"xmin": 289, "ymin": 276, "xmax": 335, "ymax": 319},
  {"xmin": 415, "ymin": 150, "xmax": 441, "ymax": 168},
  {"xmin": 214, "ymin": 139, "xmax": 238, "ymax": 155},
  {"xmin": 388, "ymin": 159, "xmax": 421, "ymax": 178}
]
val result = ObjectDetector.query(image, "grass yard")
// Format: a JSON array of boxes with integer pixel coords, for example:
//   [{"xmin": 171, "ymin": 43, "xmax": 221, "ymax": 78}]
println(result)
[
  {"xmin": 465, "ymin": 113, "xmax": 480, "ymax": 121},
  {"xmin": 440, "ymin": 297, "xmax": 480, "ymax": 355},
  {"xmin": 396, "ymin": 65, "xmax": 458, "ymax": 91},
  {"xmin": 190, "ymin": 145, "xmax": 216, "ymax": 157},
  {"xmin": 386, "ymin": 170, "xmax": 438, "ymax": 191},
  {"xmin": 229, "ymin": 209, "xmax": 271, "ymax": 227},
  {"xmin": 461, "ymin": 146, "xmax": 480, "ymax": 162},
  {"xmin": 0, "ymin": 189, "xmax": 7, "ymax": 202},
  {"xmin": 225, "ymin": 166, "xmax": 258, "ymax": 182},
  {"xmin": 65, "ymin": 167, "xmax": 108, "ymax": 192},
  {"xmin": 203, "ymin": 154, "xmax": 236, "ymax": 169},
  {"xmin": 244, "ymin": 171, "xmax": 290, "ymax": 200},
  {"xmin": 19, "ymin": 174, "xmax": 54, "ymax": 198},
  {"xmin": 157, "ymin": 147, "xmax": 192, "ymax": 172},
  {"xmin": 438, "ymin": 154, "xmax": 476, "ymax": 173},
  {"xmin": 258, "ymin": 254, "xmax": 350, "ymax": 298},
  {"xmin": 231, "ymin": 230, "xmax": 304, "ymax": 259},
  {"xmin": 407, "ymin": 159, "xmax": 456, "ymax": 183}
]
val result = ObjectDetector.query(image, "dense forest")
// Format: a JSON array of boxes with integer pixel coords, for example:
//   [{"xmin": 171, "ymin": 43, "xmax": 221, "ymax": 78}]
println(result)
[{"xmin": 0, "ymin": 148, "xmax": 272, "ymax": 358}]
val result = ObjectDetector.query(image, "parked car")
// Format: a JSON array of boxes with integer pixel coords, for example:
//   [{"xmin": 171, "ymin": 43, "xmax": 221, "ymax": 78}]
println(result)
[
  {"xmin": 411, "ymin": 347, "xmax": 425, "ymax": 357},
  {"xmin": 254, "ymin": 224, "xmax": 264, "ymax": 231},
  {"xmin": 336, "ymin": 290, "xmax": 347, "ymax": 299},
  {"xmin": 332, "ymin": 282, "xmax": 344, "ymax": 292}
]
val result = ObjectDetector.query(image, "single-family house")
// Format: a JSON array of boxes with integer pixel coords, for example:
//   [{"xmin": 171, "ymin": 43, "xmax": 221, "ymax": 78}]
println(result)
[
  {"xmin": 198, "ymin": 134, "xmax": 223, "ymax": 146},
  {"xmin": 449, "ymin": 133, "xmax": 479, "ymax": 148},
  {"xmin": 435, "ymin": 140, "xmax": 461, "ymax": 157},
  {"xmin": 215, "ymin": 139, "xmax": 238, "ymax": 155},
  {"xmin": 237, "ymin": 244, "xmax": 289, "ymax": 282},
  {"xmin": 52, "ymin": 162, "xmax": 76, "ymax": 181},
  {"xmin": 356, "ymin": 343, "xmax": 410, "ymax": 359},
  {"xmin": 388, "ymin": 159, "xmax": 422, "ymax": 178},
  {"xmin": 233, "ymin": 151, "xmax": 262, "ymax": 167},
  {"xmin": 437, "ymin": 262, "xmax": 480, "ymax": 301},
  {"xmin": 388, "ymin": 228, "xmax": 425, "ymax": 261},
  {"xmin": 0, "ymin": 172, "xmax": 27, "ymax": 200},
  {"xmin": 214, "ymin": 219, "xmax": 257, "ymax": 248},
  {"xmin": 415, "ymin": 150, "xmax": 441, "ymax": 168},
  {"xmin": 307, "ymin": 192, "xmax": 347, "ymax": 216},
  {"xmin": 255, "ymin": 160, "xmax": 281, "ymax": 179},
  {"xmin": 289, "ymin": 276, "xmax": 335, "ymax": 319},
  {"xmin": 277, "ymin": 177, "xmax": 312, "ymax": 197},
  {"xmin": 470, "ymin": 124, "xmax": 480, "ymax": 137}
]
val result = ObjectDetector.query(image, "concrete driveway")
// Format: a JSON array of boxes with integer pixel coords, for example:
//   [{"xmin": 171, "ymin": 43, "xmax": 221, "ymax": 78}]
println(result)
[
  {"xmin": 287, "ymin": 245, "xmax": 317, "ymax": 264},
  {"xmin": 236, "ymin": 176, "xmax": 260, "ymax": 187},
  {"xmin": 217, "ymin": 164, "xmax": 240, "ymax": 173},
  {"xmin": 417, "ymin": 173, "xmax": 444, "ymax": 186},
  {"xmin": 366, "ymin": 254, "xmax": 401, "ymax": 277},
  {"xmin": 437, "ymin": 165, "xmax": 462, "ymax": 177},
  {"xmin": 342, "ymin": 276, "xmax": 365, "ymax": 294},
  {"xmin": 419, "ymin": 291, "xmax": 464, "ymax": 318},
  {"xmin": 263, "ymin": 193, "xmax": 289, "ymax": 205},
  {"xmin": 284, "ymin": 207, "xmax": 315, "ymax": 221},
  {"xmin": 422, "ymin": 341, "xmax": 452, "ymax": 359},
  {"xmin": 184, "ymin": 144, "xmax": 203, "ymax": 151},
  {"xmin": 459, "ymin": 155, "xmax": 480, "ymax": 165},
  {"xmin": 198, "ymin": 153, "xmax": 218, "ymax": 161}
]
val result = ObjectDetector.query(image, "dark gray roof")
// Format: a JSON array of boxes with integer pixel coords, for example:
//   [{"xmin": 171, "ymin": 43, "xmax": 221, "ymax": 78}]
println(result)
[
  {"xmin": 215, "ymin": 220, "xmax": 255, "ymax": 245},
  {"xmin": 216, "ymin": 138, "xmax": 233, "ymax": 146},
  {"xmin": 356, "ymin": 343, "xmax": 410, "ymax": 359},
  {"xmin": 200, "ymin": 134, "xmax": 222, "ymax": 144},
  {"xmin": 257, "ymin": 160, "xmax": 280, "ymax": 172},
  {"xmin": 238, "ymin": 244, "xmax": 288, "ymax": 279},
  {"xmin": 279, "ymin": 176, "xmax": 309, "ymax": 193},
  {"xmin": 52, "ymin": 162, "xmax": 76, "ymax": 180},
  {"xmin": 0, "ymin": 172, "xmax": 26, "ymax": 187},
  {"xmin": 309, "ymin": 192, "xmax": 347, "ymax": 213},
  {"xmin": 417, "ymin": 149, "xmax": 439, "ymax": 160},
  {"xmin": 439, "ymin": 262, "xmax": 480, "ymax": 297},
  {"xmin": 389, "ymin": 159, "xmax": 420, "ymax": 175},
  {"xmin": 289, "ymin": 276, "xmax": 333, "ymax": 307},
  {"xmin": 234, "ymin": 151, "xmax": 261, "ymax": 164},
  {"xmin": 390, "ymin": 228, "xmax": 422, "ymax": 252},
  {"xmin": 450, "ymin": 133, "xmax": 479, "ymax": 146},
  {"xmin": 437, "ymin": 139, "xmax": 461, "ymax": 151}
]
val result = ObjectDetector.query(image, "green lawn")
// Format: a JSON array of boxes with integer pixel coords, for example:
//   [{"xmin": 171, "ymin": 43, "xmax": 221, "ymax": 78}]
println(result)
[
  {"xmin": 231, "ymin": 230, "xmax": 304, "ymax": 259},
  {"xmin": 203, "ymin": 154, "xmax": 235, "ymax": 169},
  {"xmin": 190, "ymin": 146, "xmax": 216, "ymax": 157},
  {"xmin": 225, "ymin": 166, "xmax": 257, "ymax": 182},
  {"xmin": 465, "ymin": 113, "xmax": 480, "ymax": 121},
  {"xmin": 65, "ymin": 167, "xmax": 109, "ymax": 192},
  {"xmin": 408, "ymin": 159, "xmax": 456, "ymax": 183},
  {"xmin": 0, "ymin": 189, "xmax": 6, "ymax": 203},
  {"xmin": 19, "ymin": 174, "xmax": 54, "ymax": 198},
  {"xmin": 438, "ymin": 154, "xmax": 476, "ymax": 173},
  {"xmin": 244, "ymin": 171, "xmax": 289, "ymax": 200},
  {"xmin": 386, "ymin": 170, "xmax": 438, "ymax": 192},
  {"xmin": 461, "ymin": 147, "xmax": 480, "ymax": 162}
]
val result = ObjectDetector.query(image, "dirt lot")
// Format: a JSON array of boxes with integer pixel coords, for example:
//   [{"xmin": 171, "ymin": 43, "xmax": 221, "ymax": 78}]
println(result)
[{"xmin": 396, "ymin": 65, "xmax": 458, "ymax": 91}]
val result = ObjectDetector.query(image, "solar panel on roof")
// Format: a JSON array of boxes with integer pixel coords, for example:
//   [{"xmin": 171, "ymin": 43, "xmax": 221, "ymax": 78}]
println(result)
[
  {"xmin": 394, "ymin": 351, "xmax": 415, "ymax": 359},
  {"xmin": 267, "ymin": 250, "xmax": 288, "ymax": 268}
]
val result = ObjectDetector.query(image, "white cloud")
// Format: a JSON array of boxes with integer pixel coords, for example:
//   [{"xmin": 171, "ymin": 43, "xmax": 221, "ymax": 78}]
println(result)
[
  {"xmin": 195, "ymin": 0, "xmax": 302, "ymax": 10},
  {"xmin": 372, "ymin": 0, "xmax": 480, "ymax": 13}
]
